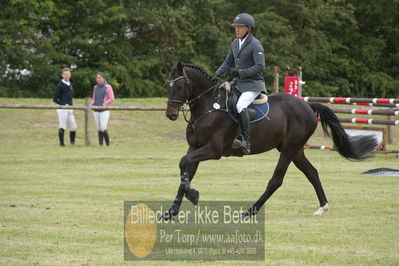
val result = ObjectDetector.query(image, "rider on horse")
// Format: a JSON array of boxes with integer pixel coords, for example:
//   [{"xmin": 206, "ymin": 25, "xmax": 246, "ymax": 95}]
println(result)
[{"xmin": 213, "ymin": 13, "xmax": 266, "ymax": 155}]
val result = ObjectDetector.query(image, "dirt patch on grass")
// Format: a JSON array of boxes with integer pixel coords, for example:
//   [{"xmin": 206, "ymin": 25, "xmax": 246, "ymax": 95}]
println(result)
[
  {"xmin": 166, "ymin": 133, "xmax": 185, "ymax": 140},
  {"xmin": 111, "ymin": 119, "xmax": 131, "ymax": 125},
  {"xmin": 33, "ymin": 122, "xmax": 54, "ymax": 128}
]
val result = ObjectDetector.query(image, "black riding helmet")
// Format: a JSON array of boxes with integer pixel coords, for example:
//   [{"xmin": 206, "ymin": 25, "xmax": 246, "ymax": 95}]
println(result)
[{"xmin": 231, "ymin": 13, "xmax": 255, "ymax": 28}]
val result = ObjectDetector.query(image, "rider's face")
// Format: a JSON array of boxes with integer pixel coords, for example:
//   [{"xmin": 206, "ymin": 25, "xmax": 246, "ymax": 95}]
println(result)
[{"xmin": 235, "ymin": 26, "xmax": 250, "ymax": 39}]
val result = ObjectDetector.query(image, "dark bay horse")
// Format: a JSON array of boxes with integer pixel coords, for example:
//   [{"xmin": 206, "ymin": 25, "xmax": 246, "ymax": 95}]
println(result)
[{"xmin": 163, "ymin": 62, "xmax": 377, "ymax": 219}]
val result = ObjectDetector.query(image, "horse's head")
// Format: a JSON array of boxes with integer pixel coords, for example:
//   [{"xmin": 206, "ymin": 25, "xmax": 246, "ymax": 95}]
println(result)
[{"xmin": 165, "ymin": 62, "xmax": 190, "ymax": 120}]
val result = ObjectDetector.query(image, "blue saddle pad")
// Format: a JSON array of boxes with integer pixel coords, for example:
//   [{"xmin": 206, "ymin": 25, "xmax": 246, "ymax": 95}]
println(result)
[{"xmin": 226, "ymin": 91, "xmax": 270, "ymax": 124}]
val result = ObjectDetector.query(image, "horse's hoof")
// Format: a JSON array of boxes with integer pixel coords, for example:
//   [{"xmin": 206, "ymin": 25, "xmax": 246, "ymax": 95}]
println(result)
[
  {"xmin": 159, "ymin": 207, "xmax": 178, "ymax": 221},
  {"xmin": 242, "ymin": 206, "xmax": 258, "ymax": 218},
  {"xmin": 185, "ymin": 189, "xmax": 199, "ymax": 205},
  {"xmin": 313, "ymin": 203, "xmax": 329, "ymax": 216},
  {"xmin": 242, "ymin": 211, "xmax": 251, "ymax": 218},
  {"xmin": 159, "ymin": 211, "xmax": 172, "ymax": 221}
]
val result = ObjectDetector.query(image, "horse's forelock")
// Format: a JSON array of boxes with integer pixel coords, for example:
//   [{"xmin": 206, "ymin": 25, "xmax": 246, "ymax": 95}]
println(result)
[{"xmin": 170, "ymin": 65, "xmax": 180, "ymax": 75}]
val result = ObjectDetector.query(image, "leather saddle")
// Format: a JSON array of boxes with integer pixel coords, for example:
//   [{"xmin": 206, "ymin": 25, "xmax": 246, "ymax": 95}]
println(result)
[{"xmin": 221, "ymin": 82, "xmax": 269, "ymax": 123}]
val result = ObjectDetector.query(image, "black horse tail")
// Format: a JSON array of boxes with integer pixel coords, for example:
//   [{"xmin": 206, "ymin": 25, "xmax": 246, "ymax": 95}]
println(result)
[{"xmin": 308, "ymin": 102, "xmax": 378, "ymax": 160}]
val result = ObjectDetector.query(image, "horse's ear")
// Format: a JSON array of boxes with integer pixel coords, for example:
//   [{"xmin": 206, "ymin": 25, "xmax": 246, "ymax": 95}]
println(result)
[
  {"xmin": 164, "ymin": 63, "xmax": 172, "ymax": 72},
  {"xmin": 177, "ymin": 62, "xmax": 183, "ymax": 73}
]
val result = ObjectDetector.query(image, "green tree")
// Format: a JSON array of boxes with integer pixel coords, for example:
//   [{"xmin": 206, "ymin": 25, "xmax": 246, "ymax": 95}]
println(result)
[{"xmin": 0, "ymin": 0, "xmax": 397, "ymax": 98}]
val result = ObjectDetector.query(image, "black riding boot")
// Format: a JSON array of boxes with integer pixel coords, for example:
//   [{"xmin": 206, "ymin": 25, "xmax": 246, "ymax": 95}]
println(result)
[
  {"xmin": 98, "ymin": 131, "xmax": 104, "ymax": 146},
  {"xmin": 58, "ymin": 128, "xmax": 65, "ymax": 146},
  {"xmin": 103, "ymin": 130, "xmax": 110, "ymax": 146},
  {"xmin": 232, "ymin": 108, "xmax": 251, "ymax": 154},
  {"xmin": 70, "ymin": 131, "xmax": 76, "ymax": 145}
]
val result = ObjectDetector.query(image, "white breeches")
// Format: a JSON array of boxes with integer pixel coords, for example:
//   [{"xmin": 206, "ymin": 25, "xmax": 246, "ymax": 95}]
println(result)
[
  {"xmin": 236, "ymin": 91, "xmax": 260, "ymax": 113},
  {"xmin": 93, "ymin": 111, "xmax": 110, "ymax": 131},
  {"xmin": 56, "ymin": 109, "xmax": 77, "ymax": 131}
]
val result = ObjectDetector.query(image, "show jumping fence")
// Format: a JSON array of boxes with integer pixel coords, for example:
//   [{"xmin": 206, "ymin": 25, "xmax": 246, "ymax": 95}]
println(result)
[
  {"xmin": 0, "ymin": 96, "xmax": 398, "ymax": 152},
  {"xmin": 300, "ymin": 96, "xmax": 399, "ymax": 154},
  {"xmin": 330, "ymin": 108, "xmax": 399, "ymax": 116},
  {"xmin": 301, "ymin": 97, "xmax": 399, "ymax": 105}
]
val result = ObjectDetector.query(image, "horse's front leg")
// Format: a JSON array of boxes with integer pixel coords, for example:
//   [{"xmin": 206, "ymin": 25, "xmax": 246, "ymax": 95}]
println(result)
[
  {"xmin": 166, "ymin": 159, "xmax": 199, "ymax": 219},
  {"xmin": 161, "ymin": 144, "xmax": 221, "ymax": 220},
  {"xmin": 179, "ymin": 155, "xmax": 201, "ymax": 206}
]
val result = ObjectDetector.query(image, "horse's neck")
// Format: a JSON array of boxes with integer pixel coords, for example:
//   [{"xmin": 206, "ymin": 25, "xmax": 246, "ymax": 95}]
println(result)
[
  {"xmin": 185, "ymin": 70, "xmax": 213, "ymax": 113},
  {"xmin": 186, "ymin": 70, "xmax": 210, "ymax": 94}
]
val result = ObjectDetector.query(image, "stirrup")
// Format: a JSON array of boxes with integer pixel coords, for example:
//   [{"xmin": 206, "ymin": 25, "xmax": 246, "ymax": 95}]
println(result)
[
  {"xmin": 232, "ymin": 138, "xmax": 251, "ymax": 154},
  {"xmin": 232, "ymin": 135, "xmax": 243, "ymax": 149},
  {"xmin": 240, "ymin": 142, "xmax": 251, "ymax": 155}
]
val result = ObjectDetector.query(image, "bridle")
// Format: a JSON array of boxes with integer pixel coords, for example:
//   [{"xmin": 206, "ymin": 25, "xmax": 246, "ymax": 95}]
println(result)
[
  {"xmin": 166, "ymin": 74, "xmax": 226, "ymax": 128},
  {"xmin": 166, "ymin": 75, "xmax": 191, "ymax": 108},
  {"xmin": 166, "ymin": 75, "xmax": 217, "ymax": 107}
]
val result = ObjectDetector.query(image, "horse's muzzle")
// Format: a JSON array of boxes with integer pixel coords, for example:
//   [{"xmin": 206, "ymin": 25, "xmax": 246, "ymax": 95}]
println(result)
[
  {"xmin": 166, "ymin": 112, "xmax": 179, "ymax": 121},
  {"xmin": 166, "ymin": 104, "xmax": 180, "ymax": 121}
]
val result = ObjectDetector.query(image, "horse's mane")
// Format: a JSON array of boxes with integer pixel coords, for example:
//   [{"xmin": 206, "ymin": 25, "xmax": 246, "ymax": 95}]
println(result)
[{"xmin": 182, "ymin": 63, "xmax": 212, "ymax": 81}]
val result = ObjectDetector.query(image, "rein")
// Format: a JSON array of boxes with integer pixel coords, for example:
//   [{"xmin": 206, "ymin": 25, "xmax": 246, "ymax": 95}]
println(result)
[{"xmin": 166, "ymin": 75, "xmax": 216, "ymax": 106}]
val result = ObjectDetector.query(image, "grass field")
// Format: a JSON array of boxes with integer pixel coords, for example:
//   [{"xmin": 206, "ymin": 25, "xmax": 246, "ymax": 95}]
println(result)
[{"xmin": 1, "ymin": 97, "xmax": 399, "ymax": 265}]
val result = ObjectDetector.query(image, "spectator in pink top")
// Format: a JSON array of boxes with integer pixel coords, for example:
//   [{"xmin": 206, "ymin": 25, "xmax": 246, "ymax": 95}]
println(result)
[{"xmin": 92, "ymin": 72, "xmax": 115, "ymax": 146}]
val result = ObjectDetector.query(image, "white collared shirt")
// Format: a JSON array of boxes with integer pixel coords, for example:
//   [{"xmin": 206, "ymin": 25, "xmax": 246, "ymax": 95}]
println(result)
[
  {"xmin": 62, "ymin": 80, "xmax": 71, "ymax": 86},
  {"xmin": 239, "ymin": 35, "xmax": 249, "ymax": 50}
]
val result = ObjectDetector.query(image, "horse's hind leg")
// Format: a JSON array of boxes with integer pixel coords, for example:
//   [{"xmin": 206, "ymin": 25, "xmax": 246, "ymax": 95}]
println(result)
[
  {"xmin": 293, "ymin": 149, "xmax": 329, "ymax": 216},
  {"xmin": 245, "ymin": 149, "xmax": 298, "ymax": 216}
]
